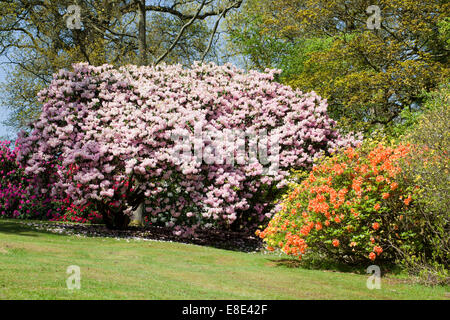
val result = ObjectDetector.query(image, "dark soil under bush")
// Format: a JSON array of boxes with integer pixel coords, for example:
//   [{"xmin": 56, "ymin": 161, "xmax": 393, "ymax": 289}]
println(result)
[{"xmin": 22, "ymin": 221, "xmax": 263, "ymax": 253}]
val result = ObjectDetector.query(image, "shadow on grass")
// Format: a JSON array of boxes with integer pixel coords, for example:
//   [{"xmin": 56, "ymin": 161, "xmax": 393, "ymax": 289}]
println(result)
[
  {"xmin": 267, "ymin": 256, "xmax": 403, "ymax": 277},
  {"xmin": 0, "ymin": 219, "xmax": 63, "ymax": 238},
  {"xmin": 0, "ymin": 219, "xmax": 263, "ymax": 253}
]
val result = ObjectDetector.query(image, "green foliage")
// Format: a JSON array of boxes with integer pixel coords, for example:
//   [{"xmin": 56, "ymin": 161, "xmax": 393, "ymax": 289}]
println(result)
[
  {"xmin": 0, "ymin": 0, "xmax": 222, "ymax": 131},
  {"xmin": 438, "ymin": 17, "xmax": 450, "ymax": 50},
  {"xmin": 394, "ymin": 85, "xmax": 450, "ymax": 285},
  {"xmin": 226, "ymin": 0, "xmax": 334, "ymax": 76},
  {"xmin": 227, "ymin": 0, "xmax": 450, "ymax": 133},
  {"xmin": 388, "ymin": 107, "xmax": 423, "ymax": 139}
]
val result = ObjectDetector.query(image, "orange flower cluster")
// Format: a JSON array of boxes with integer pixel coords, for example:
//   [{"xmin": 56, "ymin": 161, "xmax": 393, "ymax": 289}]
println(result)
[
  {"xmin": 258, "ymin": 143, "xmax": 414, "ymax": 262},
  {"xmin": 283, "ymin": 232, "xmax": 308, "ymax": 258}
]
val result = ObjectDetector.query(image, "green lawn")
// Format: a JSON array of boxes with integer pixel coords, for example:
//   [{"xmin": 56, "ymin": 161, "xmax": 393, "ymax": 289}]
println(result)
[{"xmin": 0, "ymin": 219, "xmax": 448, "ymax": 300}]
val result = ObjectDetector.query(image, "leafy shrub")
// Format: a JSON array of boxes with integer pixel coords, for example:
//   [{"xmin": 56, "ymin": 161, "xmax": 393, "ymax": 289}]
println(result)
[
  {"xmin": 0, "ymin": 140, "xmax": 49, "ymax": 219},
  {"xmin": 0, "ymin": 141, "xmax": 101, "ymax": 224},
  {"xmin": 394, "ymin": 85, "xmax": 449, "ymax": 285},
  {"xmin": 0, "ymin": 145, "xmax": 67, "ymax": 221},
  {"xmin": 257, "ymin": 140, "xmax": 415, "ymax": 264},
  {"xmin": 17, "ymin": 62, "xmax": 360, "ymax": 231},
  {"xmin": 50, "ymin": 195, "xmax": 103, "ymax": 224}
]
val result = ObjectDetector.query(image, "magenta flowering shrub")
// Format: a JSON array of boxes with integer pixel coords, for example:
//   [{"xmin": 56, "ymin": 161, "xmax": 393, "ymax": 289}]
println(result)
[
  {"xmin": 0, "ymin": 140, "xmax": 23, "ymax": 218},
  {"xmin": 0, "ymin": 140, "xmax": 104, "ymax": 223},
  {"xmin": 0, "ymin": 140, "xmax": 58, "ymax": 219},
  {"xmin": 51, "ymin": 195, "xmax": 103, "ymax": 224},
  {"xmin": 17, "ymin": 62, "xmax": 361, "ymax": 231}
]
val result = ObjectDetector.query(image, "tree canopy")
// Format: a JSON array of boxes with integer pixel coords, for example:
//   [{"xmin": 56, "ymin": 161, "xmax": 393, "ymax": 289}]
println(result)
[
  {"xmin": 0, "ymin": 0, "xmax": 243, "ymax": 130},
  {"xmin": 227, "ymin": 0, "xmax": 449, "ymax": 132}
]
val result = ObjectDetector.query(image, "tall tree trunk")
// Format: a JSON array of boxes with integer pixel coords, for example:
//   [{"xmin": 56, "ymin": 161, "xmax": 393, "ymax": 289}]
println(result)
[
  {"xmin": 133, "ymin": 0, "xmax": 147, "ymax": 227},
  {"xmin": 137, "ymin": 0, "xmax": 147, "ymax": 65},
  {"xmin": 130, "ymin": 202, "xmax": 145, "ymax": 227}
]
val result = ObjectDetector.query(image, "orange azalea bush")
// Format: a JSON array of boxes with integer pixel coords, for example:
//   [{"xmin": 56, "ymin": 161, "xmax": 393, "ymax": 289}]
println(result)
[{"xmin": 257, "ymin": 140, "xmax": 416, "ymax": 264}]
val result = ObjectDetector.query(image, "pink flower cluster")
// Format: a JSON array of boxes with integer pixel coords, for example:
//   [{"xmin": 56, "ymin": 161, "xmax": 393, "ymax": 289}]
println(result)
[{"xmin": 17, "ymin": 62, "xmax": 361, "ymax": 231}]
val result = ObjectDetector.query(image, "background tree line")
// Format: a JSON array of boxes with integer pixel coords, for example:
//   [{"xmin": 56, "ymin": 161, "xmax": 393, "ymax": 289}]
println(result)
[
  {"xmin": 0, "ymin": 0, "xmax": 448, "ymax": 134},
  {"xmin": 0, "ymin": 0, "xmax": 242, "ymax": 130},
  {"xmin": 227, "ymin": 0, "xmax": 449, "ymax": 133}
]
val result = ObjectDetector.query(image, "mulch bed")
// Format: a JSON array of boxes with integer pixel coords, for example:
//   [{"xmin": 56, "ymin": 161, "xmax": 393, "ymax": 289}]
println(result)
[{"xmin": 23, "ymin": 221, "xmax": 264, "ymax": 253}]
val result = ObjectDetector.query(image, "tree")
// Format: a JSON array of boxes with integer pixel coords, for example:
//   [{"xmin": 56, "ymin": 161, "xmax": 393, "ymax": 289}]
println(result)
[
  {"xmin": 0, "ymin": 0, "xmax": 243, "ymax": 130},
  {"xmin": 1, "ymin": 0, "xmax": 244, "ymax": 226},
  {"xmin": 227, "ymin": 0, "xmax": 450, "ymax": 132}
]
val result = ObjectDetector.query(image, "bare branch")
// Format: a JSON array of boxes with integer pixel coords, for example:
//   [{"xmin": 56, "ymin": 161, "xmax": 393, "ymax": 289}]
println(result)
[
  {"xmin": 200, "ymin": 1, "xmax": 241, "ymax": 62},
  {"xmin": 154, "ymin": 0, "xmax": 207, "ymax": 66}
]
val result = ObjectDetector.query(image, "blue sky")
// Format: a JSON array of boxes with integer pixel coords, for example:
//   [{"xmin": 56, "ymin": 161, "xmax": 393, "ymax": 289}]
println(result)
[{"xmin": 0, "ymin": 55, "xmax": 15, "ymax": 140}]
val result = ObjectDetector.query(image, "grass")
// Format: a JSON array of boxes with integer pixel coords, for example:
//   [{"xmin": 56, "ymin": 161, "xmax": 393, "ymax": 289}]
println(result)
[{"xmin": 0, "ymin": 219, "xmax": 448, "ymax": 300}]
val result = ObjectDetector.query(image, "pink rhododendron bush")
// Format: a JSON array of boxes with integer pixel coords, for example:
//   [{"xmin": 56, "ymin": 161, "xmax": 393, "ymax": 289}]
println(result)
[{"xmin": 17, "ymin": 62, "xmax": 360, "ymax": 231}]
